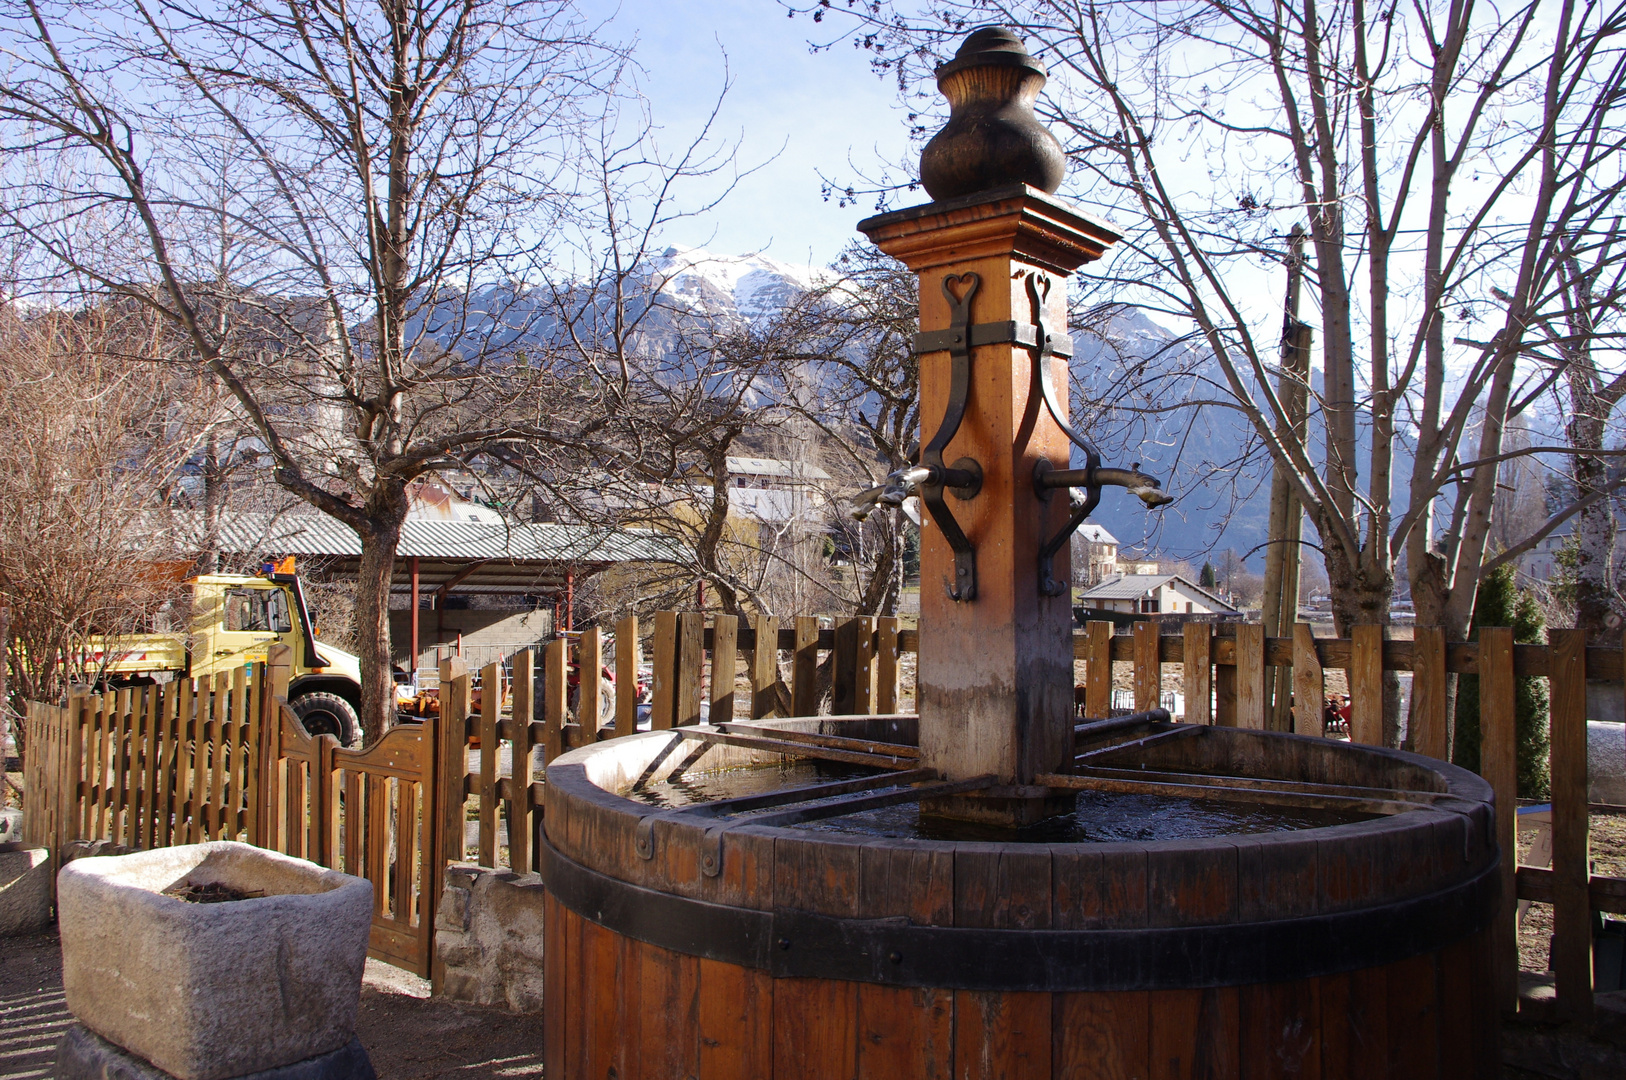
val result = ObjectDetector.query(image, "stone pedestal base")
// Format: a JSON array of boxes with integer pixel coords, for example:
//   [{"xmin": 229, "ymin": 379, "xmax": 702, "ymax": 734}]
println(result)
[
  {"xmin": 435, "ymin": 862, "xmax": 546, "ymax": 1012},
  {"xmin": 55, "ymin": 1025, "xmax": 374, "ymax": 1080}
]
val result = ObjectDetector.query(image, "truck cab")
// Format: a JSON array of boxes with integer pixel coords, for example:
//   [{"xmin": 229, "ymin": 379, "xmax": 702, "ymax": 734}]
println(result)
[{"xmin": 100, "ymin": 571, "xmax": 364, "ymax": 745}]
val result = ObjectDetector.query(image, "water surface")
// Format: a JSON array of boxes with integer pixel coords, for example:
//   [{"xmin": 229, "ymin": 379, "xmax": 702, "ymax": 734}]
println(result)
[{"xmin": 623, "ymin": 762, "xmax": 1374, "ymax": 841}]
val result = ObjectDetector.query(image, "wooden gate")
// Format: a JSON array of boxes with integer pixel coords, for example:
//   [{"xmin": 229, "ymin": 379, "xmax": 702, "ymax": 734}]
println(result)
[{"xmin": 259, "ymin": 662, "xmax": 441, "ymax": 978}]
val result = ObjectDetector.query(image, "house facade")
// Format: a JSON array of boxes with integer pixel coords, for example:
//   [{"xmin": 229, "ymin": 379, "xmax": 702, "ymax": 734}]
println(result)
[{"xmin": 1074, "ymin": 573, "xmax": 1239, "ymax": 619}]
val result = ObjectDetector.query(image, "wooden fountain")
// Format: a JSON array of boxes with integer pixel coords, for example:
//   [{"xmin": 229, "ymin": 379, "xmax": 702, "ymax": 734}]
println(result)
[{"xmin": 540, "ymin": 27, "xmax": 1500, "ymax": 1079}]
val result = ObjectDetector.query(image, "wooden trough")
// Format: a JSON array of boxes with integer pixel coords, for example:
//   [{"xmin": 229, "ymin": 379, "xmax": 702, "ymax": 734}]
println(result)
[{"xmin": 541, "ymin": 715, "xmax": 1500, "ymax": 1078}]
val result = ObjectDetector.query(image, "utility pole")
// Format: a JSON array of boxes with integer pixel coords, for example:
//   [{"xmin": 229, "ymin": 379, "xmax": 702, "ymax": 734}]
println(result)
[{"xmin": 1263, "ymin": 226, "xmax": 1312, "ymax": 732}]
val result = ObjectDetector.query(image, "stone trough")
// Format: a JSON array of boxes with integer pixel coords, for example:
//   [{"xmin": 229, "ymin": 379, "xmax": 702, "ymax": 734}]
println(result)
[{"xmin": 55, "ymin": 842, "xmax": 375, "ymax": 1080}]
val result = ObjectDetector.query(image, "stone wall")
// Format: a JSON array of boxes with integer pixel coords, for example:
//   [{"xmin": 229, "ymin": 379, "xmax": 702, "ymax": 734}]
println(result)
[{"xmin": 434, "ymin": 863, "xmax": 546, "ymax": 1013}]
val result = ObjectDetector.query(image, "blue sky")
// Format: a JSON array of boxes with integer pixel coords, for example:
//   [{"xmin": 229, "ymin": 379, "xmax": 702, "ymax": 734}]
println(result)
[{"xmin": 607, "ymin": 0, "xmax": 913, "ymax": 267}]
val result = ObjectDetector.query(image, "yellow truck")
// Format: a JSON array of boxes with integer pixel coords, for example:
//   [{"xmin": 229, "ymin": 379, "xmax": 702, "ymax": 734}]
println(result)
[{"xmin": 94, "ymin": 571, "xmax": 364, "ymax": 745}]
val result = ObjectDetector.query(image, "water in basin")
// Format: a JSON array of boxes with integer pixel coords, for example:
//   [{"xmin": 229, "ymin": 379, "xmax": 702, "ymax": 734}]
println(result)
[
  {"xmin": 623, "ymin": 759, "xmax": 876, "ymax": 809},
  {"xmin": 798, "ymin": 789, "xmax": 1373, "ymax": 842},
  {"xmin": 623, "ymin": 762, "xmax": 1376, "ymax": 840}
]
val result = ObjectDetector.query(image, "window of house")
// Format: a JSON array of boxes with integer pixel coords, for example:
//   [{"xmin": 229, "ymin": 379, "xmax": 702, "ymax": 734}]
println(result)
[{"xmin": 1139, "ymin": 594, "xmax": 1160, "ymax": 614}]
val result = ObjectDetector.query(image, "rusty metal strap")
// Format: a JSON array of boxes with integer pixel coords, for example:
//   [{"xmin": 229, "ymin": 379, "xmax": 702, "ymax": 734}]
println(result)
[
  {"xmin": 913, "ymin": 320, "xmax": 1074, "ymax": 357},
  {"xmin": 540, "ymin": 835, "xmax": 1499, "ymax": 991}
]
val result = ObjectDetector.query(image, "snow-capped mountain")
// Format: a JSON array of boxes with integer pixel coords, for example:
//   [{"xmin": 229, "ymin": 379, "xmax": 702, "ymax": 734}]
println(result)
[
  {"xmin": 409, "ymin": 246, "xmax": 823, "ymax": 355},
  {"xmin": 648, "ymin": 246, "xmax": 826, "ymax": 321}
]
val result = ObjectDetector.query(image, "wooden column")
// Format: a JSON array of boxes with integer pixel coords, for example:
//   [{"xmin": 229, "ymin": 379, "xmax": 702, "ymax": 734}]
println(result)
[{"xmin": 862, "ymin": 187, "xmax": 1119, "ymax": 824}]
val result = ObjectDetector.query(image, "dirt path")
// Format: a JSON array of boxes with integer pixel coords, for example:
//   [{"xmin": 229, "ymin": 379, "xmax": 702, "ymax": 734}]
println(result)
[{"xmin": 0, "ymin": 930, "xmax": 543, "ymax": 1080}]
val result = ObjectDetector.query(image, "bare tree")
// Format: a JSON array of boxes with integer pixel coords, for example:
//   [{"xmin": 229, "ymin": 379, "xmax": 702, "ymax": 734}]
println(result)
[
  {"xmin": 792, "ymin": 242, "xmax": 922, "ymax": 617},
  {"xmin": 0, "ymin": 301, "xmax": 195, "ymax": 723},
  {"xmin": 1488, "ymin": 233, "xmax": 1626, "ymax": 633},
  {"xmin": 0, "ymin": 0, "xmax": 628, "ymax": 740}
]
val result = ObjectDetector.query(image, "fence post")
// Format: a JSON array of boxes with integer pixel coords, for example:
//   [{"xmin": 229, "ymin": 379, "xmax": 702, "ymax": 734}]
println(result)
[
  {"xmin": 111, "ymin": 687, "xmax": 131, "ymax": 846},
  {"xmin": 833, "ymin": 618, "xmax": 859, "ymax": 715},
  {"xmin": 650, "ymin": 611, "xmax": 677, "ymax": 730},
  {"xmin": 431, "ymin": 658, "xmax": 469, "ymax": 996},
  {"xmin": 1291, "ymin": 625, "xmax": 1324, "ymax": 737},
  {"xmin": 1550, "ymin": 627, "xmax": 1592, "ymax": 1018},
  {"xmin": 615, "ymin": 616, "xmax": 640, "ymax": 738},
  {"xmin": 877, "ymin": 616, "xmax": 900, "ymax": 714},
  {"xmin": 66, "ymin": 695, "xmax": 87, "ymax": 847},
  {"xmin": 436, "ymin": 657, "xmax": 470, "ymax": 864},
  {"xmin": 792, "ymin": 617, "xmax": 820, "ymax": 717},
  {"xmin": 1411, "ymin": 626, "xmax": 1447, "ymax": 759},
  {"xmin": 1478, "ymin": 626, "xmax": 1518, "ymax": 1013},
  {"xmin": 545, "ymin": 638, "xmax": 567, "ymax": 759},
  {"xmin": 1183, "ymin": 623, "xmax": 1212, "ymax": 725},
  {"xmin": 511, "ymin": 649, "xmax": 535, "ymax": 876},
  {"xmin": 316, "ymin": 734, "xmax": 341, "ymax": 869},
  {"xmin": 710, "ymin": 615, "xmax": 737, "ymax": 724},
  {"xmin": 677, "ymin": 611, "xmax": 704, "ymax": 726},
  {"xmin": 239, "ymin": 668, "xmax": 257, "ymax": 848},
  {"xmin": 79, "ymin": 693, "xmax": 102, "ymax": 842},
  {"xmin": 580, "ymin": 626, "xmax": 603, "ymax": 734},
  {"xmin": 132, "ymin": 688, "xmax": 151, "ymax": 850},
  {"xmin": 256, "ymin": 645, "xmax": 292, "ymax": 849},
  {"xmin": 156, "ymin": 682, "xmax": 178, "ymax": 849},
  {"xmin": 1084, "ymin": 621, "xmax": 1112, "ymax": 720},
  {"xmin": 1133, "ymin": 621, "xmax": 1160, "ymax": 714},
  {"xmin": 1234, "ymin": 623, "xmax": 1266, "ymax": 730},
  {"xmin": 1349, "ymin": 625, "xmax": 1385, "ymax": 746},
  {"xmin": 750, "ymin": 615, "xmax": 779, "ymax": 719},
  {"xmin": 478, "ymin": 660, "xmax": 501, "ymax": 868}
]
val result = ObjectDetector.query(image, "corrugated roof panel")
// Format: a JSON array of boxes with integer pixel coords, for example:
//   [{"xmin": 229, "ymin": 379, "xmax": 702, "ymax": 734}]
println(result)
[{"xmin": 201, "ymin": 512, "xmax": 683, "ymax": 564}]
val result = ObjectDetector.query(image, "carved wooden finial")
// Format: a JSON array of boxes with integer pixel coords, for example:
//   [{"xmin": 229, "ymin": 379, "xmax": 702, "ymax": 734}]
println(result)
[{"xmin": 919, "ymin": 27, "xmax": 1067, "ymax": 201}]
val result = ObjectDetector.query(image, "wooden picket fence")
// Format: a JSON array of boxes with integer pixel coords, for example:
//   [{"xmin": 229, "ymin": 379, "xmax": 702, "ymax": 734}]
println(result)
[
  {"xmin": 19, "ymin": 612, "xmax": 1626, "ymax": 1017},
  {"xmin": 21, "ymin": 667, "xmax": 266, "ymax": 860},
  {"xmin": 20, "ymin": 647, "xmax": 444, "ymax": 978}
]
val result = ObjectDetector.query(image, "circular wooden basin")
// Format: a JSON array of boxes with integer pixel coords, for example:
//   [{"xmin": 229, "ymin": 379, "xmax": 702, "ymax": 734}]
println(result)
[{"xmin": 541, "ymin": 716, "xmax": 1500, "ymax": 1079}]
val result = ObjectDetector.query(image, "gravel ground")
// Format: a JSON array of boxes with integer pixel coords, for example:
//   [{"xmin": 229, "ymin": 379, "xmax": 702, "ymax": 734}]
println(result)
[{"xmin": 0, "ymin": 929, "xmax": 543, "ymax": 1080}]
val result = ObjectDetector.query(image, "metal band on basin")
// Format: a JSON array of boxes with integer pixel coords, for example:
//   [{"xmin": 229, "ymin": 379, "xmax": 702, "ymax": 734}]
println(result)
[{"xmin": 540, "ymin": 832, "xmax": 1499, "ymax": 992}]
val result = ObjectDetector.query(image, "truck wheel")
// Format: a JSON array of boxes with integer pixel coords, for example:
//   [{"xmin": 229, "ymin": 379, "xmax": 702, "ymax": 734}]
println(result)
[{"xmin": 291, "ymin": 693, "xmax": 360, "ymax": 747}]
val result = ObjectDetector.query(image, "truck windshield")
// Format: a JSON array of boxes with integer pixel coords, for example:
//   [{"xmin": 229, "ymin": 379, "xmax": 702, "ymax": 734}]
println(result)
[{"xmin": 224, "ymin": 589, "xmax": 293, "ymax": 634}]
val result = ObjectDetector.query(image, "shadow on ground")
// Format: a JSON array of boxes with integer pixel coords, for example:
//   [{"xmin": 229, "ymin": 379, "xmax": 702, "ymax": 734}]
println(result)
[{"xmin": 0, "ymin": 930, "xmax": 543, "ymax": 1080}]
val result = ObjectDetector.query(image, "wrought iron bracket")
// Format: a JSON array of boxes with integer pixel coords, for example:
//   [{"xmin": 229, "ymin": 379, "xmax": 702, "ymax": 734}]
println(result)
[
  {"xmin": 1026, "ymin": 271, "xmax": 1104, "ymax": 597},
  {"xmin": 1024, "ymin": 272, "xmax": 1172, "ymax": 597},
  {"xmin": 916, "ymin": 272, "xmax": 987, "ymax": 602},
  {"xmin": 914, "ymin": 321, "xmax": 1073, "ymax": 357}
]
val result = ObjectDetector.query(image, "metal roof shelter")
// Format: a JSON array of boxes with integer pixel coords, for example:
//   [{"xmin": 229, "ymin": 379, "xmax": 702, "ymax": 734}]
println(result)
[
  {"xmin": 204, "ymin": 512, "xmax": 684, "ymax": 660},
  {"xmin": 210, "ymin": 512, "xmax": 680, "ymax": 599}
]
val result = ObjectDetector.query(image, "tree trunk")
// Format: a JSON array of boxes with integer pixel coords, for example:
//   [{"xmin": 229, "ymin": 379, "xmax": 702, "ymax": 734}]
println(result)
[
  {"xmin": 197, "ymin": 429, "xmax": 223, "ymax": 575},
  {"xmin": 353, "ymin": 483, "xmax": 408, "ymax": 745},
  {"xmin": 1570, "ymin": 412, "xmax": 1616, "ymax": 634},
  {"xmin": 857, "ymin": 523, "xmax": 899, "ymax": 616},
  {"xmin": 1319, "ymin": 521, "xmax": 1404, "ymax": 746}
]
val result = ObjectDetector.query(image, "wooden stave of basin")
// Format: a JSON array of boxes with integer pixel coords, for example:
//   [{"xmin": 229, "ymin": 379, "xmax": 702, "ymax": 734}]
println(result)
[{"xmin": 541, "ymin": 719, "xmax": 1501, "ymax": 1079}]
